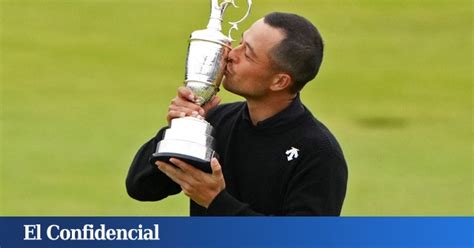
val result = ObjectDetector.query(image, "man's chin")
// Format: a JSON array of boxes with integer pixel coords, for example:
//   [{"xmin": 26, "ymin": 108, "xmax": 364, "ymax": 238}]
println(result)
[{"xmin": 221, "ymin": 80, "xmax": 237, "ymax": 95}]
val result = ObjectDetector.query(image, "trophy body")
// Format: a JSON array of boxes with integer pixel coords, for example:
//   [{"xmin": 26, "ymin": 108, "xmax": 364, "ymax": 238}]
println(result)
[
  {"xmin": 184, "ymin": 28, "xmax": 231, "ymax": 106},
  {"xmin": 152, "ymin": 0, "xmax": 252, "ymax": 172}
]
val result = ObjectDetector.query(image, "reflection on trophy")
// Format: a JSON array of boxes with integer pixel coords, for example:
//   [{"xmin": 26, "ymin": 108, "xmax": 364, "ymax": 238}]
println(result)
[{"xmin": 152, "ymin": 0, "xmax": 252, "ymax": 172}]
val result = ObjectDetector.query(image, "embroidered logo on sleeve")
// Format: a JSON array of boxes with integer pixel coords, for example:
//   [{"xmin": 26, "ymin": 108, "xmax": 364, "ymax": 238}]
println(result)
[{"xmin": 285, "ymin": 147, "xmax": 299, "ymax": 161}]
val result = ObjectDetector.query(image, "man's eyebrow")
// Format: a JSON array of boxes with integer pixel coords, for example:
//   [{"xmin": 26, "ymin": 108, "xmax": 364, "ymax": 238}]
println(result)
[{"xmin": 242, "ymin": 32, "xmax": 258, "ymax": 59}]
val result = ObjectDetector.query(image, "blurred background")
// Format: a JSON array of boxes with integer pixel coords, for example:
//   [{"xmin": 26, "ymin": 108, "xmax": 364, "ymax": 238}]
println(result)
[{"xmin": 0, "ymin": 0, "xmax": 471, "ymax": 216}]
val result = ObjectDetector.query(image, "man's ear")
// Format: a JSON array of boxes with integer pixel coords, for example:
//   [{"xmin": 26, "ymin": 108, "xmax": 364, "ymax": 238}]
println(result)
[{"xmin": 270, "ymin": 73, "xmax": 292, "ymax": 92}]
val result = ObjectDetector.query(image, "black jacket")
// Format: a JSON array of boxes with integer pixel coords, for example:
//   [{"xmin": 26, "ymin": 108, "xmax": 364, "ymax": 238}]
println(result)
[{"xmin": 126, "ymin": 96, "xmax": 348, "ymax": 215}]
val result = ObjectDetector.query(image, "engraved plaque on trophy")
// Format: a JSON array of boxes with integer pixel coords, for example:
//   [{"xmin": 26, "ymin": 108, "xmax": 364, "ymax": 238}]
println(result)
[{"xmin": 152, "ymin": 0, "xmax": 252, "ymax": 172}]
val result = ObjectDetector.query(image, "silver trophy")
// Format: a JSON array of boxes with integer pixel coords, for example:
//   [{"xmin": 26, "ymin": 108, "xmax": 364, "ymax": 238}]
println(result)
[{"xmin": 152, "ymin": 0, "xmax": 252, "ymax": 172}]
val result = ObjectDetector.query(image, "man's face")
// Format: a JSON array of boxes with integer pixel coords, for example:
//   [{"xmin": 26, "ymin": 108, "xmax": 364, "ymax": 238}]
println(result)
[{"xmin": 223, "ymin": 19, "xmax": 285, "ymax": 99}]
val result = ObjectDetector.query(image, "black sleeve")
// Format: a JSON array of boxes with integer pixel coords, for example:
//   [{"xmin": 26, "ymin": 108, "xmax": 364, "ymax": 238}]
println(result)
[
  {"xmin": 206, "ymin": 190, "xmax": 264, "ymax": 216},
  {"xmin": 281, "ymin": 152, "xmax": 348, "ymax": 215},
  {"xmin": 206, "ymin": 151, "xmax": 348, "ymax": 216},
  {"xmin": 125, "ymin": 127, "xmax": 181, "ymax": 201}
]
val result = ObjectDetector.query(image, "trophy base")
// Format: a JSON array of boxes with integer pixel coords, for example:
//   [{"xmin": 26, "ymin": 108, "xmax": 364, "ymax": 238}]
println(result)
[
  {"xmin": 150, "ymin": 117, "xmax": 217, "ymax": 173},
  {"xmin": 151, "ymin": 152, "xmax": 213, "ymax": 173}
]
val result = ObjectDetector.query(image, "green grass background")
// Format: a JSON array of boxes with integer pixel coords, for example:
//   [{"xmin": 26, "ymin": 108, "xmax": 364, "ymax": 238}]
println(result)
[{"xmin": 0, "ymin": 0, "xmax": 471, "ymax": 216}]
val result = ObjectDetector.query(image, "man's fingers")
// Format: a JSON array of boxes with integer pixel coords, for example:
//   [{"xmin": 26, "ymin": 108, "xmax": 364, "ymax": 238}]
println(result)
[
  {"xmin": 170, "ymin": 97, "xmax": 205, "ymax": 115},
  {"xmin": 210, "ymin": 158, "xmax": 223, "ymax": 178},
  {"xmin": 167, "ymin": 110, "xmax": 186, "ymax": 123},
  {"xmin": 156, "ymin": 161, "xmax": 186, "ymax": 185},
  {"xmin": 167, "ymin": 94, "xmax": 205, "ymax": 123},
  {"xmin": 173, "ymin": 87, "xmax": 218, "ymax": 118},
  {"xmin": 169, "ymin": 158, "xmax": 203, "ymax": 179},
  {"xmin": 177, "ymin": 86, "xmax": 195, "ymax": 102},
  {"xmin": 168, "ymin": 105, "xmax": 204, "ymax": 116},
  {"xmin": 170, "ymin": 97, "xmax": 203, "ymax": 112}
]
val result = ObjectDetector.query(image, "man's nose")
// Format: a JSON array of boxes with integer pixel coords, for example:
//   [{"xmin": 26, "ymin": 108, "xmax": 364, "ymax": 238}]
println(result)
[{"xmin": 227, "ymin": 47, "xmax": 238, "ymax": 63}]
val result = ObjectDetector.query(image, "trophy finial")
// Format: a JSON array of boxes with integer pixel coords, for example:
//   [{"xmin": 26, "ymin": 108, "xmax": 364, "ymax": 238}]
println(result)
[
  {"xmin": 226, "ymin": 0, "xmax": 252, "ymax": 41},
  {"xmin": 207, "ymin": 0, "xmax": 252, "ymax": 41}
]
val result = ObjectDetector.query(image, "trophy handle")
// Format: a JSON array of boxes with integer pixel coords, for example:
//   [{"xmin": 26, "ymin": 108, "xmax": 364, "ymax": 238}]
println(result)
[{"xmin": 221, "ymin": 0, "xmax": 253, "ymax": 41}]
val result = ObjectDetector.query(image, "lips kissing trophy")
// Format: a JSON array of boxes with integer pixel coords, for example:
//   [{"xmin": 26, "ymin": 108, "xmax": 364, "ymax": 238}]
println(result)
[{"xmin": 152, "ymin": 0, "xmax": 252, "ymax": 172}]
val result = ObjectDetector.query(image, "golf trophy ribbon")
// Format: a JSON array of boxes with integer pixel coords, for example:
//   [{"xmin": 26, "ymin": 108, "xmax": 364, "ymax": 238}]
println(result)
[{"xmin": 152, "ymin": 0, "xmax": 252, "ymax": 172}]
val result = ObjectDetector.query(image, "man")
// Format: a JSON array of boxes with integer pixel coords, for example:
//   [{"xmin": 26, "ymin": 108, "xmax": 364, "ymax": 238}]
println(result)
[{"xmin": 126, "ymin": 12, "xmax": 348, "ymax": 216}]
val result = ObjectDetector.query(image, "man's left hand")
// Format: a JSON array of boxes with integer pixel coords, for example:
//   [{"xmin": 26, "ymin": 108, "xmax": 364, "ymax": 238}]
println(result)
[{"xmin": 156, "ymin": 157, "xmax": 225, "ymax": 208}]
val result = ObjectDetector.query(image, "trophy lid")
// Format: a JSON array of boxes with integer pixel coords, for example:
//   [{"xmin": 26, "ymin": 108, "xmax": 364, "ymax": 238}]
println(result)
[{"xmin": 190, "ymin": 29, "xmax": 231, "ymax": 48}]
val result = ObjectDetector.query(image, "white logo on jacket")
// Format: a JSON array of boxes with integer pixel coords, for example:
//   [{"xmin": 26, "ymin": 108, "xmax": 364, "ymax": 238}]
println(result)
[{"xmin": 285, "ymin": 147, "xmax": 299, "ymax": 161}]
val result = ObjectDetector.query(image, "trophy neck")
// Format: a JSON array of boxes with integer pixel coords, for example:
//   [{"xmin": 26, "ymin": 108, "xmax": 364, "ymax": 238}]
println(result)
[{"xmin": 206, "ymin": 0, "xmax": 228, "ymax": 31}]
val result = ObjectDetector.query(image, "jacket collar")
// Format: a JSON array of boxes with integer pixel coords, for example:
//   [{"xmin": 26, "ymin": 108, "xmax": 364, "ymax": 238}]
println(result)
[{"xmin": 241, "ymin": 94, "xmax": 308, "ymax": 133}]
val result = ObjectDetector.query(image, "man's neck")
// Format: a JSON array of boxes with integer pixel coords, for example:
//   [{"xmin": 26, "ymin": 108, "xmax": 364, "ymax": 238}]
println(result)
[{"xmin": 246, "ymin": 93, "xmax": 297, "ymax": 126}]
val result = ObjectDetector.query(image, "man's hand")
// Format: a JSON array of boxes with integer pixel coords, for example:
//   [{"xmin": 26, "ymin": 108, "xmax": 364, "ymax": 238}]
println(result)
[
  {"xmin": 167, "ymin": 86, "xmax": 221, "ymax": 124},
  {"xmin": 156, "ymin": 158, "xmax": 225, "ymax": 208}
]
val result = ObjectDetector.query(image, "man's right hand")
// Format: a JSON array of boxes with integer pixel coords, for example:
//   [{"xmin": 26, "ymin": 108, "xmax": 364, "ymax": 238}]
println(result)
[{"xmin": 166, "ymin": 86, "xmax": 221, "ymax": 124}]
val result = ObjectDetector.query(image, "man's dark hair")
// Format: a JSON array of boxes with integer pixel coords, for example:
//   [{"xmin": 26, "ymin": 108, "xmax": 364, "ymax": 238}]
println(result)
[{"xmin": 264, "ymin": 12, "xmax": 324, "ymax": 93}]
